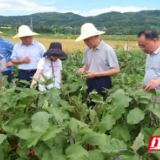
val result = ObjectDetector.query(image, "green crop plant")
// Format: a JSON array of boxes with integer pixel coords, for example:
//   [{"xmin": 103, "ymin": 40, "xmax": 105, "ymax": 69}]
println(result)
[{"xmin": 0, "ymin": 50, "xmax": 159, "ymax": 160}]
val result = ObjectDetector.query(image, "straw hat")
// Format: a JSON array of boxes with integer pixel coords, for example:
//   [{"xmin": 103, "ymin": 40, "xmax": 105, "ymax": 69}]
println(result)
[
  {"xmin": 13, "ymin": 25, "xmax": 39, "ymax": 38},
  {"xmin": 0, "ymin": 31, "xmax": 3, "ymax": 34},
  {"xmin": 43, "ymin": 42, "xmax": 68, "ymax": 60},
  {"xmin": 75, "ymin": 23, "xmax": 105, "ymax": 42}
]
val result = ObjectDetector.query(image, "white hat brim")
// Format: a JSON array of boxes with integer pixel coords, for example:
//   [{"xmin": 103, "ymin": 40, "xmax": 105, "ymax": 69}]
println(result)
[
  {"xmin": 13, "ymin": 32, "xmax": 39, "ymax": 38},
  {"xmin": 75, "ymin": 31, "xmax": 105, "ymax": 42}
]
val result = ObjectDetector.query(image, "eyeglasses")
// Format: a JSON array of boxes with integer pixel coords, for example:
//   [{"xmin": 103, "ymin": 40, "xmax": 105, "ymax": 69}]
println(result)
[{"xmin": 138, "ymin": 40, "xmax": 152, "ymax": 49}]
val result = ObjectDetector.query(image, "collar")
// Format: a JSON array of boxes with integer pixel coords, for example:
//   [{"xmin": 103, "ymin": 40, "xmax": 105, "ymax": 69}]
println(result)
[
  {"xmin": 20, "ymin": 40, "xmax": 34, "ymax": 46},
  {"xmin": 94, "ymin": 40, "xmax": 103, "ymax": 50},
  {"xmin": 153, "ymin": 46, "xmax": 160, "ymax": 54}
]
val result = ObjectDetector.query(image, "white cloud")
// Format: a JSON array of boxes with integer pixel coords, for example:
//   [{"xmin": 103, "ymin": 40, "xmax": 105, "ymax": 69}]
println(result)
[
  {"xmin": 81, "ymin": 6, "xmax": 156, "ymax": 16},
  {"xmin": 0, "ymin": 1, "xmax": 157, "ymax": 17},
  {"xmin": 0, "ymin": 0, "xmax": 57, "ymax": 15}
]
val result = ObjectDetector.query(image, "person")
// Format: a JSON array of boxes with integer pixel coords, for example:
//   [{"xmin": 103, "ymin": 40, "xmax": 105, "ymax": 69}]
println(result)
[
  {"xmin": 30, "ymin": 42, "xmax": 67, "ymax": 91},
  {"xmin": 11, "ymin": 25, "xmax": 46, "ymax": 87},
  {"xmin": 138, "ymin": 30, "xmax": 160, "ymax": 104},
  {"xmin": 76, "ymin": 23, "xmax": 120, "ymax": 101},
  {"xmin": 0, "ymin": 31, "xmax": 14, "ymax": 83}
]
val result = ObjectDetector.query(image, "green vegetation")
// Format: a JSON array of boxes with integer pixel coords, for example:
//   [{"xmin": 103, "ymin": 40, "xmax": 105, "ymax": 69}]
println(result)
[
  {"xmin": 0, "ymin": 50, "xmax": 160, "ymax": 159},
  {"xmin": 1, "ymin": 10, "xmax": 160, "ymax": 35}
]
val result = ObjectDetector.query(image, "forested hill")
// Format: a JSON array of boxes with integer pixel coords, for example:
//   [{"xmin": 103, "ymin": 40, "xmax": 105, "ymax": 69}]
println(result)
[
  {"xmin": 0, "ymin": 10, "xmax": 160, "ymax": 28},
  {"xmin": 1, "ymin": 10, "xmax": 160, "ymax": 35}
]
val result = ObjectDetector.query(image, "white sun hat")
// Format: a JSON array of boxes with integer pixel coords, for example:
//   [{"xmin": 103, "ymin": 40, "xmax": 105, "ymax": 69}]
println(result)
[
  {"xmin": 0, "ymin": 31, "xmax": 3, "ymax": 34},
  {"xmin": 13, "ymin": 25, "xmax": 39, "ymax": 38},
  {"xmin": 75, "ymin": 23, "xmax": 105, "ymax": 42}
]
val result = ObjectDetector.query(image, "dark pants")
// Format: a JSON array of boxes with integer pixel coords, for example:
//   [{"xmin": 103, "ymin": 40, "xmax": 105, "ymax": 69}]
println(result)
[
  {"xmin": 18, "ymin": 69, "xmax": 37, "ymax": 88},
  {"xmin": 2, "ymin": 70, "xmax": 12, "ymax": 83},
  {"xmin": 86, "ymin": 76, "xmax": 112, "ymax": 107}
]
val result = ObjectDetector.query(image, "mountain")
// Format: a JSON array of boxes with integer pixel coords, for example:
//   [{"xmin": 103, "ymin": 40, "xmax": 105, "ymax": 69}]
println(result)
[{"xmin": 0, "ymin": 10, "xmax": 160, "ymax": 28}]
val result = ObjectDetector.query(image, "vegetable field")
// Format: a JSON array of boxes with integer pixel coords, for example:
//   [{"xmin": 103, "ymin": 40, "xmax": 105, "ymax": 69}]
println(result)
[{"xmin": 0, "ymin": 50, "xmax": 160, "ymax": 160}]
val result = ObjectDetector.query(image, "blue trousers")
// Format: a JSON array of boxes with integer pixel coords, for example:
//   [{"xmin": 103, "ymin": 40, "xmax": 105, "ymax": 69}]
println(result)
[
  {"xmin": 2, "ymin": 70, "xmax": 12, "ymax": 83},
  {"xmin": 18, "ymin": 69, "xmax": 36, "ymax": 88},
  {"xmin": 86, "ymin": 76, "xmax": 112, "ymax": 107}
]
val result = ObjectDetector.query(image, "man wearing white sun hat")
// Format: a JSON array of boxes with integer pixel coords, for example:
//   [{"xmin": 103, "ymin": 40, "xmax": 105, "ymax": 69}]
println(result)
[
  {"xmin": 11, "ymin": 25, "xmax": 46, "ymax": 87},
  {"xmin": 77, "ymin": 23, "xmax": 120, "ymax": 102}
]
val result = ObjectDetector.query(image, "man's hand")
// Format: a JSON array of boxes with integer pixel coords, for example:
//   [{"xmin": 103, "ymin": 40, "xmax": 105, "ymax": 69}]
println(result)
[
  {"xmin": 145, "ymin": 79, "xmax": 160, "ymax": 91},
  {"xmin": 83, "ymin": 71, "xmax": 97, "ymax": 79},
  {"xmin": 77, "ymin": 68, "xmax": 85, "ymax": 75},
  {"xmin": 21, "ymin": 57, "xmax": 30, "ymax": 63},
  {"xmin": 6, "ymin": 61, "xmax": 14, "ymax": 67}
]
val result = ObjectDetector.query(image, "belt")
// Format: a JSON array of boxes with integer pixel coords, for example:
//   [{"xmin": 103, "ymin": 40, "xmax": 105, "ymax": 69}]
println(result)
[{"xmin": 19, "ymin": 69, "xmax": 37, "ymax": 73}]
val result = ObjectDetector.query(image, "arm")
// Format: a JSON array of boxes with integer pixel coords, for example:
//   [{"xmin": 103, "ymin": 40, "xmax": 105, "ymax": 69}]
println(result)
[
  {"xmin": 84, "ymin": 67, "xmax": 120, "ymax": 79},
  {"xmin": 6, "ymin": 61, "xmax": 14, "ymax": 67},
  {"xmin": 11, "ymin": 57, "xmax": 30, "ymax": 64},
  {"xmin": 30, "ymin": 69, "xmax": 43, "ymax": 88},
  {"xmin": 145, "ymin": 78, "xmax": 160, "ymax": 91},
  {"xmin": 77, "ymin": 64, "xmax": 88, "ymax": 75}
]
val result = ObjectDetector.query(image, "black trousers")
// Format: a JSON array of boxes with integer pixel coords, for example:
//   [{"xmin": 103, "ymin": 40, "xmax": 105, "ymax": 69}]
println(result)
[
  {"xmin": 86, "ymin": 76, "xmax": 112, "ymax": 107},
  {"xmin": 2, "ymin": 70, "xmax": 12, "ymax": 83},
  {"xmin": 18, "ymin": 69, "xmax": 37, "ymax": 88}
]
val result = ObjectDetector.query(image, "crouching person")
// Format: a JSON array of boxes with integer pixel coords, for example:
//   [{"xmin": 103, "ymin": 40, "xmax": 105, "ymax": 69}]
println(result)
[{"xmin": 30, "ymin": 42, "xmax": 67, "ymax": 91}]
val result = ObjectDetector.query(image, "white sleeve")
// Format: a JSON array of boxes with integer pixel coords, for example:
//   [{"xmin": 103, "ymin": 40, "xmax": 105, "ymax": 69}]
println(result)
[{"xmin": 37, "ymin": 58, "xmax": 45, "ymax": 70}]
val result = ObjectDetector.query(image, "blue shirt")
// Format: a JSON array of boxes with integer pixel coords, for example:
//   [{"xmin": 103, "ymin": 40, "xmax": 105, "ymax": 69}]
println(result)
[
  {"xmin": 0, "ymin": 38, "xmax": 14, "ymax": 72},
  {"xmin": 144, "ymin": 47, "xmax": 160, "ymax": 90},
  {"xmin": 11, "ymin": 40, "xmax": 46, "ymax": 70}
]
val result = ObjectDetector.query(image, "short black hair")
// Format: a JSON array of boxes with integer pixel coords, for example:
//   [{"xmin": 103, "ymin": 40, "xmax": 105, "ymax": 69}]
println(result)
[{"xmin": 138, "ymin": 30, "xmax": 159, "ymax": 40}]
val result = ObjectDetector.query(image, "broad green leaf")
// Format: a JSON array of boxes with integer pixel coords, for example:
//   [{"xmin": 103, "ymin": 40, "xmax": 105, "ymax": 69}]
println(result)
[
  {"xmin": 5, "ymin": 113, "xmax": 27, "ymax": 127},
  {"xmin": 90, "ymin": 110, "xmax": 99, "ymax": 124},
  {"xmin": 89, "ymin": 91, "xmax": 104, "ymax": 104},
  {"xmin": 77, "ymin": 127, "xmax": 93, "ymax": 135},
  {"xmin": 88, "ymin": 150, "xmax": 104, "ymax": 160},
  {"xmin": 31, "ymin": 111, "xmax": 53, "ymax": 129},
  {"xmin": 99, "ymin": 115, "xmax": 116, "ymax": 133},
  {"xmin": 127, "ymin": 108, "xmax": 145, "ymax": 124},
  {"xmin": 110, "ymin": 125, "xmax": 131, "ymax": 142},
  {"xmin": 109, "ymin": 89, "xmax": 131, "ymax": 119},
  {"xmin": 66, "ymin": 145, "xmax": 88, "ymax": 160},
  {"xmin": 0, "ymin": 144, "xmax": 4, "ymax": 160},
  {"xmin": 16, "ymin": 146, "xmax": 30, "ymax": 158},
  {"xmin": 42, "ymin": 99, "xmax": 49, "ymax": 110},
  {"xmin": 132, "ymin": 133, "xmax": 144, "ymax": 151},
  {"xmin": 50, "ymin": 146, "xmax": 62, "ymax": 158},
  {"xmin": 15, "ymin": 129, "xmax": 31, "ymax": 140},
  {"xmin": 27, "ymin": 129, "xmax": 45, "ymax": 148},
  {"xmin": 41, "ymin": 148, "xmax": 53, "ymax": 160},
  {"xmin": 33, "ymin": 143, "xmax": 47, "ymax": 159},
  {"xmin": 2, "ymin": 126, "xmax": 13, "ymax": 133},
  {"xmin": 150, "ymin": 108, "xmax": 160, "ymax": 118},
  {"xmin": 100, "ymin": 139, "xmax": 127, "ymax": 153},
  {"xmin": 49, "ymin": 108, "xmax": 69, "ymax": 123},
  {"xmin": 82, "ymin": 133, "xmax": 110, "ymax": 147},
  {"xmin": 141, "ymin": 127, "xmax": 156, "ymax": 143},
  {"xmin": 19, "ymin": 88, "xmax": 39, "ymax": 97},
  {"xmin": 42, "ymin": 124, "xmax": 62, "ymax": 141},
  {"xmin": 152, "ymin": 128, "xmax": 160, "ymax": 136},
  {"xmin": 122, "ymin": 155, "xmax": 141, "ymax": 160},
  {"xmin": 69, "ymin": 118, "xmax": 78, "ymax": 136},
  {"xmin": 0, "ymin": 134, "xmax": 7, "ymax": 144},
  {"xmin": 56, "ymin": 156, "xmax": 67, "ymax": 160}
]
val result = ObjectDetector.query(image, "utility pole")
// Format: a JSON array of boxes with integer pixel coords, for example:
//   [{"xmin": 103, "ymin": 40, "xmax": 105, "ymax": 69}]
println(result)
[{"xmin": 31, "ymin": 17, "xmax": 33, "ymax": 31}]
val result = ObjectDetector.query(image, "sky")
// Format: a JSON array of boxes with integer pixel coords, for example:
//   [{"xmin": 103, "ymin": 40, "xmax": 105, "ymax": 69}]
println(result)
[{"xmin": 0, "ymin": 0, "xmax": 159, "ymax": 17}]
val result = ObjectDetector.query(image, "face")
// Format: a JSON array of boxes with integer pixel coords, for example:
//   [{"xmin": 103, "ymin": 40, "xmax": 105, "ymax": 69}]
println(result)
[
  {"xmin": 20, "ymin": 36, "xmax": 33, "ymax": 46},
  {"xmin": 138, "ymin": 34, "xmax": 157, "ymax": 54},
  {"xmin": 83, "ymin": 36, "xmax": 95, "ymax": 48},
  {"xmin": 49, "ymin": 56, "xmax": 59, "ymax": 62}
]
